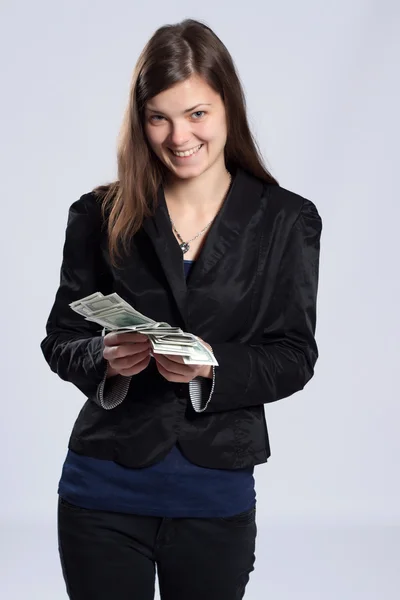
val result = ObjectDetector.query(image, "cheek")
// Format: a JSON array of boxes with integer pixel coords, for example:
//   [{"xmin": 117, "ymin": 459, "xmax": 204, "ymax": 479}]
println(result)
[
  {"xmin": 144, "ymin": 126, "xmax": 164, "ymax": 152},
  {"xmin": 201, "ymin": 117, "xmax": 227, "ymax": 145},
  {"xmin": 203, "ymin": 128, "xmax": 227, "ymax": 152}
]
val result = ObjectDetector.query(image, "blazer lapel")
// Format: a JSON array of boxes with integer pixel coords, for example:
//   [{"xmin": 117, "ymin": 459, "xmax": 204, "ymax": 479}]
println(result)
[
  {"xmin": 142, "ymin": 187, "xmax": 188, "ymax": 327},
  {"xmin": 187, "ymin": 167, "xmax": 265, "ymax": 285},
  {"xmin": 141, "ymin": 168, "xmax": 265, "ymax": 324}
]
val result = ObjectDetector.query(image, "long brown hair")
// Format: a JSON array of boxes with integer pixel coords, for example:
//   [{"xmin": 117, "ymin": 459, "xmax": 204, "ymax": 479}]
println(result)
[{"xmin": 93, "ymin": 18, "xmax": 279, "ymax": 266}]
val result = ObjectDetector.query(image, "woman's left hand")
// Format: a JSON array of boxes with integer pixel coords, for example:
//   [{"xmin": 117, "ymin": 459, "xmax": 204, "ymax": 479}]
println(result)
[{"xmin": 153, "ymin": 337, "xmax": 213, "ymax": 382}]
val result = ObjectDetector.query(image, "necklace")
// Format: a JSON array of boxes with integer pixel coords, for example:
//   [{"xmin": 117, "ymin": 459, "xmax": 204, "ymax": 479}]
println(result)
[{"xmin": 169, "ymin": 173, "xmax": 232, "ymax": 255}]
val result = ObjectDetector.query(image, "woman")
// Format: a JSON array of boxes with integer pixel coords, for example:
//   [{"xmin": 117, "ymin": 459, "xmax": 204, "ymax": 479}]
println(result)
[{"xmin": 41, "ymin": 18, "xmax": 322, "ymax": 600}]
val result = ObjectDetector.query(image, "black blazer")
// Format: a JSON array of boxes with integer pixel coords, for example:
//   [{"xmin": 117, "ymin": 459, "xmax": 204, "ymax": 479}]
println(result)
[{"xmin": 41, "ymin": 167, "xmax": 322, "ymax": 470}]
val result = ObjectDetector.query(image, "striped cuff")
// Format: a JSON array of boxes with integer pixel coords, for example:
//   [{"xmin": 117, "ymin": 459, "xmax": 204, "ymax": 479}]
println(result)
[
  {"xmin": 96, "ymin": 362, "xmax": 132, "ymax": 410},
  {"xmin": 188, "ymin": 366, "xmax": 216, "ymax": 413}
]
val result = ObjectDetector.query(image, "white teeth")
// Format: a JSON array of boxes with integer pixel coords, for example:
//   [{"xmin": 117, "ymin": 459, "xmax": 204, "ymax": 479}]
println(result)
[{"xmin": 172, "ymin": 144, "xmax": 202, "ymax": 157}]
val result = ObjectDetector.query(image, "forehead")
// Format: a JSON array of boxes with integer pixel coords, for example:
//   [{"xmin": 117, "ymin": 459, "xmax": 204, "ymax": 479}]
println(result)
[{"xmin": 145, "ymin": 74, "xmax": 221, "ymax": 113}]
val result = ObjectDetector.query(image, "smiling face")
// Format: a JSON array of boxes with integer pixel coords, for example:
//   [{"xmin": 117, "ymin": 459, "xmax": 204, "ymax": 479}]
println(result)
[{"xmin": 143, "ymin": 74, "xmax": 228, "ymax": 181}]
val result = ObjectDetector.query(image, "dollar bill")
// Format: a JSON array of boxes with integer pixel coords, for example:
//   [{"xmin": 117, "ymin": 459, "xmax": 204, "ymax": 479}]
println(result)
[
  {"xmin": 69, "ymin": 292, "xmax": 218, "ymax": 366},
  {"xmin": 150, "ymin": 337, "xmax": 218, "ymax": 365},
  {"xmin": 70, "ymin": 292, "xmax": 104, "ymax": 308},
  {"xmin": 85, "ymin": 308, "xmax": 154, "ymax": 330}
]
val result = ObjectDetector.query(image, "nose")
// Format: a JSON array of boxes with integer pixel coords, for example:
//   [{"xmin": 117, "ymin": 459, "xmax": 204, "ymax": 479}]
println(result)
[{"xmin": 168, "ymin": 121, "xmax": 191, "ymax": 148}]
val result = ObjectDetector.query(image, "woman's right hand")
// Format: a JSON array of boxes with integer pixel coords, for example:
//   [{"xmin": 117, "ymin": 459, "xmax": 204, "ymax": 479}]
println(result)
[{"xmin": 102, "ymin": 332, "xmax": 152, "ymax": 378}]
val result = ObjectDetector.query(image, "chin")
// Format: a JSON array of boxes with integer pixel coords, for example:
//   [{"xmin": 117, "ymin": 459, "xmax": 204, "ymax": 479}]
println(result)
[
  {"xmin": 176, "ymin": 168, "xmax": 205, "ymax": 179},
  {"xmin": 167, "ymin": 163, "xmax": 209, "ymax": 180}
]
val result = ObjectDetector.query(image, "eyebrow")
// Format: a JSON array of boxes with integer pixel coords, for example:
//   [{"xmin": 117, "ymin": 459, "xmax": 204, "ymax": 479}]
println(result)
[{"xmin": 146, "ymin": 103, "xmax": 212, "ymax": 114}]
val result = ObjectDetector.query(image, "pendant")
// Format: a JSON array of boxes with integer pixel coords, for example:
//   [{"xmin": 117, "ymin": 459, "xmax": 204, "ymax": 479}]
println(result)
[{"xmin": 180, "ymin": 242, "xmax": 190, "ymax": 254}]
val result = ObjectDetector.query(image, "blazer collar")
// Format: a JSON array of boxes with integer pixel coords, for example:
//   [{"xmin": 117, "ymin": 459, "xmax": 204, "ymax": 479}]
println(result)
[{"xmin": 141, "ymin": 167, "xmax": 265, "ymax": 327}]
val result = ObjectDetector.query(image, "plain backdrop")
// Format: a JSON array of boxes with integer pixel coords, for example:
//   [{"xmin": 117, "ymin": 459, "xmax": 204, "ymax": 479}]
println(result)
[{"xmin": 1, "ymin": 1, "xmax": 399, "ymax": 598}]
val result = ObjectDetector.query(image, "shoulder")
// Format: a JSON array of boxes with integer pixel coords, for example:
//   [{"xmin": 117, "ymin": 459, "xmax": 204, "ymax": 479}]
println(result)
[
  {"xmin": 69, "ymin": 191, "xmax": 101, "ymax": 216},
  {"xmin": 262, "ymin": 182, "xmax": 322, "ymax": 233},
  {"xmin": 67, "ymin": 182, "xmax": 118, "ymax": 220}
]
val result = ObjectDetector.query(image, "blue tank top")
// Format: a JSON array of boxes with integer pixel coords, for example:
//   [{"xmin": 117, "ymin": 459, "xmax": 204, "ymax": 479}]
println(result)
[{"xmin": 58, "ymin": 260, "xmax": 256, "ymax": 517}]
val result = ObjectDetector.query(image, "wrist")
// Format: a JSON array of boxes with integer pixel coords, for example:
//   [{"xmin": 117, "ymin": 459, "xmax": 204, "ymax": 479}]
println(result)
[{"xmin": 106, "ymin": 362, "xmax": 119, "ymax": 378}]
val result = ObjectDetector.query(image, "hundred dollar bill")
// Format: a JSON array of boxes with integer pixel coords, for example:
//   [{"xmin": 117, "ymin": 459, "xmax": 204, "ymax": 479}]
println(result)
[
  {"xmin": 148, "ymin": 334, "xmax": 197, "ymax": 347},
  {"xmin": 181, "ymin": 338, "xmax": 218, "ymax": 366},
  {"xmin": 150, "ymin": 337, "xmax": 218, "ymax": 366},
  {"xmin": 69, "ymin": 292, "xmax": 218, "ymax": 366},
  {"xmin": 70, "ymin": 292, "xmax": 104, "ymax": 308},
  {"xmin": 85, "ymin": 307, "xmax": 155, "ymax": 330}
]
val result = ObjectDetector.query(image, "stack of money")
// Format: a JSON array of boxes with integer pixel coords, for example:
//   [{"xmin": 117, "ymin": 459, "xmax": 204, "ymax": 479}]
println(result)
[{"xmin": 69, "ymin": 292, "xmax": 218, "ymax": 367}]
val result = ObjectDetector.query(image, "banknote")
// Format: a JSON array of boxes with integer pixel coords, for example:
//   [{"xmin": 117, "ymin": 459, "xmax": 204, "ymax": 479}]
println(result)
[
  {"xmin": 85, "ymin": 307, "xmax": 153, "ymax": 330},
  {"xmin": 70, "ymin": 292, "xmax": 104, "ymax": 308},
  {"xmin": 69, "ymin": 292, "xmax": 218, "ymax": 366},
  {"xmin": 149, "ymin": 337, "xmax": 218, "ymax": 365},
  {"xmin": 181, "ymin": 338, "xmax": 219, "ymax": 366}
]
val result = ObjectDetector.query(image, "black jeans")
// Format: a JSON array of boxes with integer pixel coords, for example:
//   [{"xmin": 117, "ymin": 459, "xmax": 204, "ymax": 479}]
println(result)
[{"xmin": 58, "ymin": 497, "xmax": 257, "ymax": 599}]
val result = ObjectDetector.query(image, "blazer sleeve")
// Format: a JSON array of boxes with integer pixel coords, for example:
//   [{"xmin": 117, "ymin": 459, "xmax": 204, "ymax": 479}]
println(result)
[
  {"xmin": 201, "ymin": 199, "xmax": 322, "ymax": 413},
  {"xmin": 188, "ymin": 369, "xmax": 215, "ymax": 412},
  {"xmin": 40, "ymin": 194, "xmax": 121, "ymax": 401}
]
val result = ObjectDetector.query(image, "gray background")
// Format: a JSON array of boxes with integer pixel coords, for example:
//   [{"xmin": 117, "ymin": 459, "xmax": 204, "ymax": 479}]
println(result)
[{"xmin": 1, "ymin": 0, "xmax": 399, "ymax": 598}]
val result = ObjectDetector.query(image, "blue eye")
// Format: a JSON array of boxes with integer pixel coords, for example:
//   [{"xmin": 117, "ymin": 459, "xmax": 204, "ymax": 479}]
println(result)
[
  {"xmin": 192, "ymin": 111, "xmax": 205, "ymax": 119},
  {"xmin": 150, "ymin": 115, "xmax": 165, "ymax": 122}
]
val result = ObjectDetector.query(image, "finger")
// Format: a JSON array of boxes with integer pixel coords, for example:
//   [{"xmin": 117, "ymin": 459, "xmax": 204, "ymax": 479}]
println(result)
[
  {"xmin": 104, "ymin": 348, "xmax": 150, "ymax": 371},
  {"xmin": 103, "ymin": 341, "xmax": 151, "ymax": 361},
  {"xmin": 162, "ymin": 354, "xmax": 185, "ymax": 364},
  {"xmin": 155, "ymin": 361, "xmax": 185, "ymax": 382},
  {"xmin": 119, "ymin": 354, "xmax": 152, "ymax": 377},
  {"xmin": 153, "ymin": 353, "xmax": 185, "ymax": 375},
  {"xmin": 108, "ymin": 352, "xmax": 151, "ymax": 374},
  {"xmin": 155, "ymin": 361, "xmax": 196, "ymax": 383},
  {"xmin": 103, "ymin": 332, "xmax": 150, "ymax": 346},
  {"xmin": 154, "ymin": 353, "xmax": 197, "ymax": 377}
]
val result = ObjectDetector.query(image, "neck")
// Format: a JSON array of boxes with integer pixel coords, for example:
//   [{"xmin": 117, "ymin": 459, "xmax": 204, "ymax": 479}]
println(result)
[{"xmin": 164, "ymin": 162, "xmax": 231, "ymax": 210}]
